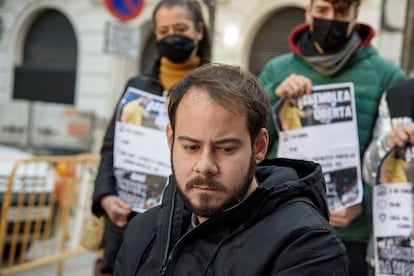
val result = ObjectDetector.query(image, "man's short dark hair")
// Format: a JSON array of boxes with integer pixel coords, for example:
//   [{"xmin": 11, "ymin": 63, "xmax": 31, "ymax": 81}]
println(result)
[{"xmin": 168, "ymin": 63, "xmax": 270, "ymax": 142}]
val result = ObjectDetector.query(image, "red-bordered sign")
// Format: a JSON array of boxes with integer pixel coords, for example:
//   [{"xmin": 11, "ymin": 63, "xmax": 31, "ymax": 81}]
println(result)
[{"xmin": 105, "ymin": 0, "xmax": 145, "ymax": 22}]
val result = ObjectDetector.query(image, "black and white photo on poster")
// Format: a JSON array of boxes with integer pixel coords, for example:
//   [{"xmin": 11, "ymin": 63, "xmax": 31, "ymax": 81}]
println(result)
[{"xmin": 375, "ymin": 236, "xmax": 414, "ymax": 275}]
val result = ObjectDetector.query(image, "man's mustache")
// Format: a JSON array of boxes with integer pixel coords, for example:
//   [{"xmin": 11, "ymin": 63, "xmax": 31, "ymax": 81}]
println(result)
[{"xmin": 186, "ymin": 176, "xmax": 225, "ymax": 191}]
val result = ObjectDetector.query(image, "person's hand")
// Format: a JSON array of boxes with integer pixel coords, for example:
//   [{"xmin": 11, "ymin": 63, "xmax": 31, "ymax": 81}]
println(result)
[
  {"xmin": 385, "ymin": 122, "xmax": 414, "ymax": 149},
  {"xmin": 329, "ymin": 204, "xmax": 362, "ymax": 228},
  {"xmin": 275, "ymin": 74, "xmax": 312, "ymax": 98},
  {"xmin": 101, "ymin": 195, "xmax": 132, "ymax": 228}
]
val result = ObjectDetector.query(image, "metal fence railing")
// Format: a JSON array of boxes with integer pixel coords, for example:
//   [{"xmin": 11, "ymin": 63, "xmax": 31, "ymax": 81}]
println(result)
[{"xmin": 0, "ymin": 154, "xmax": 100, "ymax": 276}]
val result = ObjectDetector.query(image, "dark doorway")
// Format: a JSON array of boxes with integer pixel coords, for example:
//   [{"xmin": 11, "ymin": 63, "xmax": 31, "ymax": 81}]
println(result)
[
  {"xmin": 13, "ymin": 9, "xmax": 78, "ymax": 104},
  {"xmin": 248, "ymin": 7, "xmax": 304, "ymax": 75}
]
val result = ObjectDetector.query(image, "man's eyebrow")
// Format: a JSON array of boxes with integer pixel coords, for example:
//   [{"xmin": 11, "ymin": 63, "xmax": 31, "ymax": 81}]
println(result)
[
  {"xmin": 177, "ymin": 136, "xmax": 201, "ymax": 143},
  {"xmin": 214, "ymin": 138, "xmax": 243, "ymax": 145},
  {"xmin": 176, "ymin": 136, "xmax": 243, "ymax": 145}
]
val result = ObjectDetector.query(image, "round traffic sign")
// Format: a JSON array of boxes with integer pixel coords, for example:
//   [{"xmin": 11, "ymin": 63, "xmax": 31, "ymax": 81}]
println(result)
[{"xmin": 105, "ymin": 0, "xmax": 145, "ymax": 22}]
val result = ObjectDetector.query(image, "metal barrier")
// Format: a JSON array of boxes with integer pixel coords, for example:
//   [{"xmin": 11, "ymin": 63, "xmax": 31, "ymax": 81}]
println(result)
[{"xmin": 0, "ymin": 154, "xmax": 100, "ymax": 275}]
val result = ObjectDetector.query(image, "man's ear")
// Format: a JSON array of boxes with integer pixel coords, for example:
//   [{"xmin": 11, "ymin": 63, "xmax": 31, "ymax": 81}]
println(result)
[
  {"xmin": 254, "ymin": 128, "xmax": 269, "ymax": 164},
  {"xmin": 166, "ymin": 124, "xmax": 173, "ymax": 150}
]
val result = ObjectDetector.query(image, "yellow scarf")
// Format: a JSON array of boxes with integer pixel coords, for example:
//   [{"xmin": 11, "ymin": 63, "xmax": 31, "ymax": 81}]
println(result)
[{"xmin": 159, "ymin": 56, "xmax": 201, "ymax": 92}]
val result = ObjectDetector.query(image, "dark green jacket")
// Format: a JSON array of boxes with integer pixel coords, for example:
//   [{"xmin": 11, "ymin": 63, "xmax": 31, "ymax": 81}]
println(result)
[{"xmin": 259, "ymin": 23, "xmax": 406, "ymax": 243}]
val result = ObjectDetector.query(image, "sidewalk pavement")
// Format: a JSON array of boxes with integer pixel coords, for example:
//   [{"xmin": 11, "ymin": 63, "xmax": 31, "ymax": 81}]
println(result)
[{"xmin": 12, "ymin": 251, "xmax": 97, "ymax": 276}]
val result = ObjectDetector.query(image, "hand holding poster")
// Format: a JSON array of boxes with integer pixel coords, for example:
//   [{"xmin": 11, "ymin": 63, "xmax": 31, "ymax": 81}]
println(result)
[
  {"xmin": 275, "ymin": 82, "xmax": 362, "ymax": 211},
  {"xmin": 114, "ymin": 87, "xmax": 171, "ymax": 213}
]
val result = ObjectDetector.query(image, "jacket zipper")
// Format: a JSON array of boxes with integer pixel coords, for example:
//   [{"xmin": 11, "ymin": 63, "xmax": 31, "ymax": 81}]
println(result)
[{"xmin": 160, "ymin": 225, "xmax": 197, "ymax": 275}]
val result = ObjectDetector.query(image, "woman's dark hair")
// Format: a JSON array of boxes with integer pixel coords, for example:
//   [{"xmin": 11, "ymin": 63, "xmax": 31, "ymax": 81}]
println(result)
[
  {"xmin": 152, "ymin": 0, "xmax": 211, "ymax": 63},
  {"xmin": 311, "ymin": 0, "xmax": 361, "ymax": 8}
]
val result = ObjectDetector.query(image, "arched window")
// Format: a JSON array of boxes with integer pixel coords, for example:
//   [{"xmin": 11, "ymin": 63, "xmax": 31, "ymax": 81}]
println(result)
[
  {"xmin": 248, "ymin": 7, "xmax": 304, "ymax": 75},
  {"xmin": 13, "ymin": 9, "xmax": 77, "ymax": 104}
]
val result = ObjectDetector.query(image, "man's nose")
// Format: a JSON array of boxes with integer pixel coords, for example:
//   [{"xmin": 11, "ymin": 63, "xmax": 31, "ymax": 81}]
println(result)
[{"xmin": 194, "ymin": 149, "xmax": 218, "ymax": 176}]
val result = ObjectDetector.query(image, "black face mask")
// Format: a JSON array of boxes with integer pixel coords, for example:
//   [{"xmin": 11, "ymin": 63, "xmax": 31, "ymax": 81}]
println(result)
[
  {"xmin": 157, "ymin": 34, "xmax": 196, "ymax": 63},
  {"xmin": 312, "ymin": 17, "xmax": 350, "ymax": 53}
]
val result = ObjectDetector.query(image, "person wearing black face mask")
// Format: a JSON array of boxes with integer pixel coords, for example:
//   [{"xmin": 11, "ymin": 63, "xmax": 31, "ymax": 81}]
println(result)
[
  {"xmin": 91, "ymin": 1, "xmax": 211, "ymax": 275},
  {"xmin": 311, "ymin": 17, "xmax": 351, "ymax": 53},
  {"xmin": 157, "ymin": 34, "xmax": 196, "ymax": 64},
  {"xmin": 259, "ymin": 0, "xmax": 406, "ymax": 276}
]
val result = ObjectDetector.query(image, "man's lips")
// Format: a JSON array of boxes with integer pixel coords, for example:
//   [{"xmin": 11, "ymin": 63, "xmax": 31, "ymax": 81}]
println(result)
[{"xmin": 190, "ymin": 185, "xmax": 219, "ymax": 191}]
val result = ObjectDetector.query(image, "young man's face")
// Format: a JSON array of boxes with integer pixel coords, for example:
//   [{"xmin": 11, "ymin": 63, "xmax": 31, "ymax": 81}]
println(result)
[
  {"xmin": 166, "ymin": 87, "xmax": 268, "ymax": 223},
  {"xmin": 307, "ymin": 0, "xmax": 359, "ymax": 36}
]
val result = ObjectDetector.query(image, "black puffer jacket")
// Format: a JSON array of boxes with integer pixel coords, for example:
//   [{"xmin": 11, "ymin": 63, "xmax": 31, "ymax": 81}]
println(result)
[{"xmin": 114, "ymin": 158, "xmax": 349, "ymax": 276}]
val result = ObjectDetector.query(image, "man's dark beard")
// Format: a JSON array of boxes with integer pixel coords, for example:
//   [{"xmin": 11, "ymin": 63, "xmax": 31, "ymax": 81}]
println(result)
[{"xmin": 171, "ymin": 149, "xmax": 256, "ymax": 218}]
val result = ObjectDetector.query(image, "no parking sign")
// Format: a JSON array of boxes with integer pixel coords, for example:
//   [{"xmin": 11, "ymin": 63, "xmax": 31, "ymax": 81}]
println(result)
[{"xmin": 105, "ymin": 0, "xmax": 145, "ymax": 22}]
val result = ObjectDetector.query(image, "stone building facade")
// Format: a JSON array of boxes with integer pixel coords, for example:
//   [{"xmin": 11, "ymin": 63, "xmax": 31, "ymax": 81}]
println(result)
[{"xmin": 0, "ymin": 0, "xmax": 409, "ymax": 152}]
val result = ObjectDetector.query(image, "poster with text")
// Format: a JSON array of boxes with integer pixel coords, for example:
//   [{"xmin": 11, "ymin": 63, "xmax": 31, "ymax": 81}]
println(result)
[
  {"xmin": 114, "ymin": 87, "xmax": 170, "ymax": 213},
  {"xmin": 275, "ymin": 82, "xmax": 362, "ymax": 211},
  {"xmin": 373, "ymin": 183, "xmax": 414, "ymax": 275},
  {"xmin": 373, "ymin": 150, "xmax": 414, "ymax": 276}
]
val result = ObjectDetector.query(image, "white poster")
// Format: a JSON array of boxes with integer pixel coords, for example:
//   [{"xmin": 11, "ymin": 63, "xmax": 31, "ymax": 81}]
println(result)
[
  {"xmin": 373, "ymin": 183, "xmax": 414, "ymax": 275},
  {"xmin": 114, "ymin": 87, "xmax": 170, "ymax": 213},
  {"xmin": 275, "ymin": 82, "xmax": 362, "ymax": 211},
  {"xmin": 373, "ymin": 150, "xmax": 414, "ymax": 276}
]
